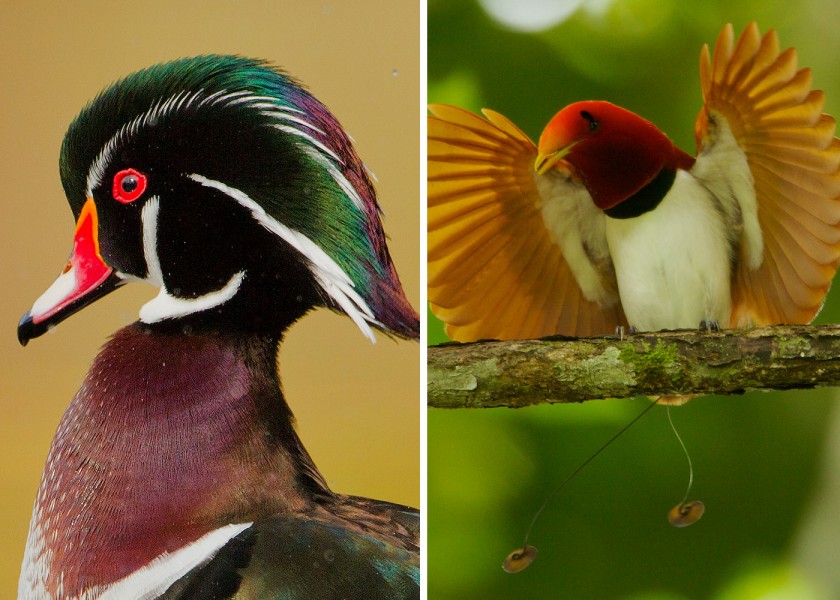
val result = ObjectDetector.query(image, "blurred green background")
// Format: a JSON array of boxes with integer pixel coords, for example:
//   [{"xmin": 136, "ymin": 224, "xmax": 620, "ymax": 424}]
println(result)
[{"xmin": 428, "ymin": 1, "xmax": 840, "ymax": 598}]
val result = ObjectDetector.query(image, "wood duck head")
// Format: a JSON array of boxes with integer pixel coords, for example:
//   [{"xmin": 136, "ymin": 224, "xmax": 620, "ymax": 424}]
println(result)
[{"xmin": 19, "ymin": 55, "xmax": 418, "ymax": 344}]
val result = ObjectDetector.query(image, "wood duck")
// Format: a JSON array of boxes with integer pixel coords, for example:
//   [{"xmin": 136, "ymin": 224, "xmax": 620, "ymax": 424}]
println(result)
[{"xmin": 17, "ymin": 56, "xmax": 419, "ymax": 599}]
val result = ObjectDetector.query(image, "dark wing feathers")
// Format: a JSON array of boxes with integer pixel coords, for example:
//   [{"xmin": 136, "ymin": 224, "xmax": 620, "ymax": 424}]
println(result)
[{"xmin": 161, "ymin": 502, "xmax": 419, "ymax": 600}]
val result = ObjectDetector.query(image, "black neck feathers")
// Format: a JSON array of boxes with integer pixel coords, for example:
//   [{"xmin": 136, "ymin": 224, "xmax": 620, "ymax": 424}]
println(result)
[{"xmin": 604, "ymin": 166, "xmax": 676, "ymax": 220}]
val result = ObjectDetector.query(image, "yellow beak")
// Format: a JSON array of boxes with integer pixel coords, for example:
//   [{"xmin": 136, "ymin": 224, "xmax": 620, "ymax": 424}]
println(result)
[{"xmin": 534, "ymin": 143, "xmax": 575, "ymax": 175}]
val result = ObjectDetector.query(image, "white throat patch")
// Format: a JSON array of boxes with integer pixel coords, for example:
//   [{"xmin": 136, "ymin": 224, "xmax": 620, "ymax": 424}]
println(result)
[{"xmin": 138, "ymin": 196, "xmax": 246, "ymax": 323}]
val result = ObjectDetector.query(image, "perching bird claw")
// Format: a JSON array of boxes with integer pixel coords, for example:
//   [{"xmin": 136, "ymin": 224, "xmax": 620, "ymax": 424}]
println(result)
[{"xmin": 698, "ymin": 319, "xmax": 721, "ymax": 332}]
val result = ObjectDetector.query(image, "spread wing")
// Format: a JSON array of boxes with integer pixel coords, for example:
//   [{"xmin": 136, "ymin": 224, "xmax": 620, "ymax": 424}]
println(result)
[
  {"xmin": 428, "ymin": 104, "xmax": 624, "ymax": 341},
  {"xmin": 696, "ymin": 22, "xmax": 840, "ymax": 326}
]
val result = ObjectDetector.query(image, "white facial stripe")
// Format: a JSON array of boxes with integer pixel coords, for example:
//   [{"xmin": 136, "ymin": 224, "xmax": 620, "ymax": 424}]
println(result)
[
  {"xmin": 85, "ymin": 87, "xmax": 346, "ymax": 202},
  {"xmin": 271, "ymin": 104, "xmax": 306, "ymax": 115},
  {"xmin": 87, "ymin": 135, "xmax": 119, "ymax": 197},
  {"xmin": 258, "ymin": 107, "xmax": 362, "ymax": 214},
  {"xmin": 141, "ymin": 197, "xmax": 164, "ymax": 286},
  {"xmin": 299, "ymin": 146, "xmax": 364, "ymax": 211},
  {"xmin": 206, "ymin": 90, "xmax": 252, "ymax": 105},
  {"xmin": 270, "ymin": 124, "xmax": 343, "ymax": 164},
  {"xmin": 261, "ymin": 110, "xmax": 326, "ymax": 136},
  {"xmin": 188, "ymin": 173, "xmax": 378, "ymax": 343},
  {"xmin": 197, "ymin": 88, "xmax": 232, "ymax": 107},
  {"xmin": 364, "ymin": 164, "xmax": 378, "ymax": 183},
  {"xmin": 86, "ymin": 90, "xmax": 206, "ymax": 196},
  {"xmin": 84, "ymin": 89, "xmax": 375, "ymax": 333},
  {"xmin": 263, "ymin": 110, "xmax": 362, "ymax": 211},
  {"xmin": 94, "ymin": 522, "xmax": 252, "ymax": 600},
  {"xmin": 242, "ymin": 94, "xmax": 284, "ymax": 104},
  {"xmin": 138, "ymin": 195, "xmax": 246, "ymax": 323}
]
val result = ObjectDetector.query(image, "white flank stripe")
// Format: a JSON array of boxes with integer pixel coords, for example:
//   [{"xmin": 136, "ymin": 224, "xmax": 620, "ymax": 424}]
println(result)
[
  {"xmin": 94, "ymin": 522, "xmax": 252, "ymax": 600},
  {"xmin": 138, "ymin": 196, "xmax": 246, "ymax": 323},
  {"xmin": 18, "ymin": 523, "xmax": 49, "ymax": 600},
  {"xmin": 188, "ymin": 174, "xmax": 378, "ymax": 342}
]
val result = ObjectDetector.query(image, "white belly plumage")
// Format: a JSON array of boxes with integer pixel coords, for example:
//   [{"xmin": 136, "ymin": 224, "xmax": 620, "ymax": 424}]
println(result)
[{"xmin": 605, "ymin": 170, "xmax": 733, "ymax": 331}]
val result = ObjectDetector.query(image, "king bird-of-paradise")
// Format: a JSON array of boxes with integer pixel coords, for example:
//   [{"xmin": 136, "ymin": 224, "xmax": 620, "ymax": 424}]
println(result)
[{"xmin": 428, "ymin": 23, "xmax": 840, "ymax": 341}]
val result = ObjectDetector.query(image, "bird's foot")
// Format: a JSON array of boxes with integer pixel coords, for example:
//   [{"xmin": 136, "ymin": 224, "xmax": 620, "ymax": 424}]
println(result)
[
  {"xmin": 615, "ymin": 325, "xmax": 638, "ymax": 341},
  {"xmin": 698, "ymin": 319, "xmax": 720, "ymax": 332}
]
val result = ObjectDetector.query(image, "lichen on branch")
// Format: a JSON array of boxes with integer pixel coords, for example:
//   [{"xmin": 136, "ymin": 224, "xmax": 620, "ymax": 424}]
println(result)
[{"xmin": 427, "ymin": 325, "xmax": 840, "ymax": 409}]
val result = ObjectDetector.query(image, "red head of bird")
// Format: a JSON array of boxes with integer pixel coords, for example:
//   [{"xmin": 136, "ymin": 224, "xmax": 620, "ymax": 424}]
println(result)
[{"xmin": 535, "ymin": 100, "xmax": 695, "ymax": 211}]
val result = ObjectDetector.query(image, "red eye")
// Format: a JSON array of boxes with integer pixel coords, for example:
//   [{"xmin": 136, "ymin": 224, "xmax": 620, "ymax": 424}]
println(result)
[{"xmin": 112, "ymin": 168, "xmax": 147, "ymax": 204}]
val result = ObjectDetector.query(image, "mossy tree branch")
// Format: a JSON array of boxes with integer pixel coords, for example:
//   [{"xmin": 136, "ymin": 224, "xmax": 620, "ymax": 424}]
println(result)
[{"xmin": 427, "ymin": 324, "xmax": 840, "ymax": 409}]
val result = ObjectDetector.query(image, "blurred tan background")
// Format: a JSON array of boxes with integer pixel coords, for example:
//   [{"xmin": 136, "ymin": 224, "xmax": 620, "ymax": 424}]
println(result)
[{"xmin": 0, "ymin": 1, "xmax": 419, "ymax": 592}]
